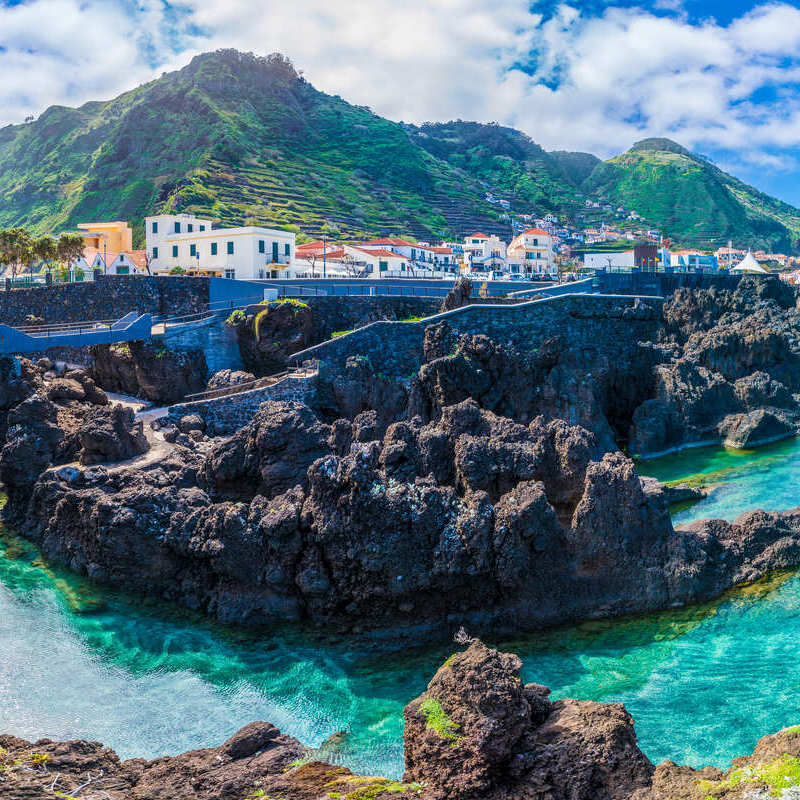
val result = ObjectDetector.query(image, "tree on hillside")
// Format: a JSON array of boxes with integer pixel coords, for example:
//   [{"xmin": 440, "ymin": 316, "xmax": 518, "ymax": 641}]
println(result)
[
  {"xmin": 0, "ymin": 227, "xmax": 32, "ymax": 279},
  {"xmin": 56, "ymin": 233, "xmax": 86, "ymax": 276},
  {"xmin": 32, "ymin": 235, "xmax": 57, "ymax": 276}
]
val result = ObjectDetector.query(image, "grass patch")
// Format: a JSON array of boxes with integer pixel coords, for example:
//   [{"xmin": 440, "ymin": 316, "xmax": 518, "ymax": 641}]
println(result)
[
  {"xmin": 419, "ymin": 697, "xmax": 462, "ymax": 745},
  {"xmin": 697, "ymin": 754, "xmax": 800, "ymax": 797},
  {"xmin": 331, "ymin": 329, "xmax": 354, "ymax": 338}
]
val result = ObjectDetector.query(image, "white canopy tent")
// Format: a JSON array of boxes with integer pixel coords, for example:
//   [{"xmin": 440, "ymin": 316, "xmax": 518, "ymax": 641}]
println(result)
[{"xmin": 731, "ymin": 251, "xmax": 768, "ymax": 274}]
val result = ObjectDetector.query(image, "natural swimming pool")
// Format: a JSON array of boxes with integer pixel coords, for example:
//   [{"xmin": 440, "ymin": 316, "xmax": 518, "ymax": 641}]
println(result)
[{"xmin": 3, "ymin": 437, "xmax": 800, "ymax": 779}]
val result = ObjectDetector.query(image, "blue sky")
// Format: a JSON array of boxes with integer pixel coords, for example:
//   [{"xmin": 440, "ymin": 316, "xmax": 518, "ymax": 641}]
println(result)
[{"xmin": 2, "ymin": 0, "xmax": 800, "ymax": 206}]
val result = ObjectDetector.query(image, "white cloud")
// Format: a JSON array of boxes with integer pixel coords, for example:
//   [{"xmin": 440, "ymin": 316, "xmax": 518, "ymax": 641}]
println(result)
[{"xmin": 3, "ymin": 0, "xmax": 800, "ymax": 185}]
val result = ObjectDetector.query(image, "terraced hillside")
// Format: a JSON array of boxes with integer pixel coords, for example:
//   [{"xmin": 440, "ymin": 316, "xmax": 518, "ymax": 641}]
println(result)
[
  {"xmin": 2, "ymin": 50, "xmax": 799, "ymax": 252},
  {"xmin": 0, "ymin": 50, "xmax": 513, "ymax": 243},
  {"xmin": 408, "ymin": 121, "xmax": 590, "ymax": 214}
]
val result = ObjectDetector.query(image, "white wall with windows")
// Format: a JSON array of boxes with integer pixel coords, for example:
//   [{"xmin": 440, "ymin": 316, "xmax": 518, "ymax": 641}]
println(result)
[{"xmin": 145, "ymin": 216, "xmax": 296, "ymax": 279}]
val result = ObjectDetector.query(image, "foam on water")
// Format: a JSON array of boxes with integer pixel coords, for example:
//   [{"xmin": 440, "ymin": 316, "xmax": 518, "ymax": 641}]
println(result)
[{"xmin": 4, "ymin": 436, "xmax": 800, "ymax": 779}]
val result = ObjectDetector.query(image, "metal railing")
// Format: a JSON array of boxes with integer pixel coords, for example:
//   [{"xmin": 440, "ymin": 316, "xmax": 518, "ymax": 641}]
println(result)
[
  {"xmin": 182, "ymin": 361, "xmax": 319, "ymax": 402},
  {"xmin": 16, "ymin": 318, "xmax": 118, "ymax": 334}
]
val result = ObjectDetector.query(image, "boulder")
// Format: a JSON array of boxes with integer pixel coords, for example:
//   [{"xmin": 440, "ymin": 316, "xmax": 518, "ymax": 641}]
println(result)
[
  {"xmin": 404, "ymin": 640, "xmax": 654, "ymax": 800},
  {"xmin": 78, "ymin": 405, "xmax": 149, "ymax": 465},
  {"xmin": 718, "ymin": 409, "xmax": 796, "ymax": 449}
]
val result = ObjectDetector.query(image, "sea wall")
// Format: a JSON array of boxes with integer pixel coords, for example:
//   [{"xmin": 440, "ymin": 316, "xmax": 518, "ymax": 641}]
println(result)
[
  {"xmin": 595, "ymin": 271, "xmax": 747, "ymax": 295},
  {"xmin": 290, "ymin": 293, "xmax": 664, "ymax": 379}
]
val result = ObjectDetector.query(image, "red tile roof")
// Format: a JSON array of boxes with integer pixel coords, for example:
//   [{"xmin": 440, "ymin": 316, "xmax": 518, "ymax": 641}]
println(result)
[
  {"xmin": 522, "ymin": 228, "xmax": 550, "ymax": 236},
  {"xmin": 359, "ymin": 238, "xmax": 414, "ymax": 247},
  {"xmin": 351, "ymin": 247, "xmax": 406, "ymax": 259},
  {"xmin": 468, "ymin": 233, "xmax": 488, "ymax": 239},
  {"xmin": 83, "ymin": 248, "xmax": 148, "ymax": 270}
]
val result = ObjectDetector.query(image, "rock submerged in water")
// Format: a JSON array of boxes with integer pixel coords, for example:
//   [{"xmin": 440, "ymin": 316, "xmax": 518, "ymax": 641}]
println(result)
[{"xmin": 6, "ymin": 638, "xmax": 800, "ymax": 800}]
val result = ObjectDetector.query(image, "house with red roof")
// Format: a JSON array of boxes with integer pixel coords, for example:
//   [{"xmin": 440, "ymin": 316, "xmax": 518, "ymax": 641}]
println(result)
[{"xmin": 506, "ymin": 228, "xmax": 555, "ymax": 275}]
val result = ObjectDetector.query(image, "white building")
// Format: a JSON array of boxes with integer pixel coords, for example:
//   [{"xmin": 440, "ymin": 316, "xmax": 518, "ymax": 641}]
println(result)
[
  {"xmin": 462, "ymin": 233, "xmax": 507, "ymax": 269},
  {"xmin": 506, "ymin": 228, "xmax": 555, "ymax": 275},
  {"xmin": 145, "ymin": 213, "xmax": 296, "ymax": 279}
]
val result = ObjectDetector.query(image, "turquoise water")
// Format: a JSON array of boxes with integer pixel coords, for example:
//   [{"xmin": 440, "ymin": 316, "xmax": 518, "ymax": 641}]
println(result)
[
  {"xmin": 639, "ymin": 434, "xmax": 800, "ymax": 525},
  {"xmin": 4, "ymin": 437, "xmax": 800, "ymax": 779}
]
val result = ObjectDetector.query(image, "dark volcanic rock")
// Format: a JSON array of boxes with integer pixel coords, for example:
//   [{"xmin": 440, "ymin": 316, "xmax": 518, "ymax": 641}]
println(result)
[
  {"xmin": 207, "ymin": 368, "xmax": 256, "ymax": 389},
  {"xmin": 0, "ymin": 722, "xmax": 415, "ymax": 800},
  {"xmin": 228, "ymin": 299, "xmax": 314, "ymax": 374},
  {"xmin": 440, "ymin": 276, "xmax": 473, "ymax": 312},
  {"xmin": 91, "ymin": 341, "xmax": 208, "ymax": 403},
  {"xmin": 718, "ymin": 408, "xmax": 796, "ymax": 449},
  {"xmin": 404, "ymin": 640, "xmax": 654, "ymax": 800},
  {"xmin": 198, "ymin": 400, "xmax": 332, "ymax": 500},
  {"xmin": 78, "ymin": 404, "xmax": 149, "ymax": 465},
  {"xmin": 24, "ymin": 396, "xmax": 800, "ymax": 636}
]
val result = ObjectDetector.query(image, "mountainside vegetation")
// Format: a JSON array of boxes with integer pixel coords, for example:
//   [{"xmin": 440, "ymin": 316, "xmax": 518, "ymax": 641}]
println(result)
[
  {"xmin": 0, "ymin": 50, "xmax": 798, "ymax": 253},
  {"xmin": 582, "ymin": 138, "xmax": 800, "ymax": 252}
]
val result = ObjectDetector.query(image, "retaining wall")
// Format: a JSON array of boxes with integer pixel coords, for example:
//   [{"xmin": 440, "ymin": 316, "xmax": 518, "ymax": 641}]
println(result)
[
  {"xmin": 0, "ymin": 276, "xmax": 210, "ymax": 325},
  {"xmin": 289, "ymin": 293, "xmax": 664, "ymax": 379},
  {"xmin": 166, "ymin": 374, "xmax": 316, "ymax": 434}
]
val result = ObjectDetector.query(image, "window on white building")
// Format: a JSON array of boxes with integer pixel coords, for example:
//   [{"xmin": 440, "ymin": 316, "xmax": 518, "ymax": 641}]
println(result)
[
  {"xmin": 211, "ymin": 242, "xmax": 218, "ymax": 255},
  {"xmin": 224, "ymin": 269, "xmax": 235, "ymax": 279},
  {"xmin": 152, "ymin": 221, "xmax": 158, "ymax": 233},
  {"xmin": 172, "ymin": 245, "xmax": 178, "ymax": 258},
  {"xmin": 174, "ymin": 222, "xmax": 181, "ymax": 233},
  {"xmin": 152, "ymin": 247, "xmax": 158, "ymax": 259},
  {"xmin": 227, "ymin": 242, "xmax": 234, "ymax": 255}
]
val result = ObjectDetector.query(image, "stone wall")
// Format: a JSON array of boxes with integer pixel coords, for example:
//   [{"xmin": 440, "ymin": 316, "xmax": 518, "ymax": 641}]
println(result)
[
  {"xmin": 293, "ymin": 295, "xmax": 442, "ymax": 341},
  {"xmin": 595, "ymin": 271, "xmax": 746, "ymax": 295},
  {"xmin": 160, "ymin": 315, "xmax": 244, "ymax": 376},
  {"xmin": 0, "ymin": 275, "xmax": 210, "ymax": 325},
  {"xmin": 290, "ymin": 294, "xmax": 663, "ymax": 379},
  {"xmin": 166, "ymin": 374, "xmax": 316, "ymax": 434}
]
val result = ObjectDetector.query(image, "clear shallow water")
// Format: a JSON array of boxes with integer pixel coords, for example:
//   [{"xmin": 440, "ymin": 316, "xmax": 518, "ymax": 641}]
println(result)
[
  {"xmin": 5, "ymin": 436, "xmax": 800, "ymax": 780},
  {"xmin": 639, "ymin": 434, "xmax": 800, "ymax": 525}
]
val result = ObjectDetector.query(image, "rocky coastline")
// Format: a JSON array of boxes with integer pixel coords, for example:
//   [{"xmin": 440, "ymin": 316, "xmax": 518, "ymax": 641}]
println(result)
[
  {"xmin": 1, "ymin": 277, "xmax": 800, "ymax": 638},
  {"xmin": 5, "ymin": 638, "xmax": 800, "ymax": 800}
]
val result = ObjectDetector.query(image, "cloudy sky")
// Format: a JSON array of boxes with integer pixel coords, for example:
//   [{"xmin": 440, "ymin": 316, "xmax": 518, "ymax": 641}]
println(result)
[{"xmin": 3, "ymin": 0, "xmax": 800, "ymax": 203}]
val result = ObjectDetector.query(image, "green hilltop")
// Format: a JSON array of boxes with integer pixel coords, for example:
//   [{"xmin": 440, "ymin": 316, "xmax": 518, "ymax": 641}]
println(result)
[
  {"xmin": 0, "ymin": 50, "xmax": 798, "ymax": 253},
  {"xmin": 583, "ymin": 138, "xmax": 800, "ymax": 252}
]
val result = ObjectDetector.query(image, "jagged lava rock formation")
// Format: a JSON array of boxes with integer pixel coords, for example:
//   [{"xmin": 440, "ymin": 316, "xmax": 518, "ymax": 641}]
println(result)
[
  {"xmin": 13, "ymin": 394, "xmax": 800, "ymax": 636},
  {"xmin": 629, "ymin": 276, "xmax": 800, "ymax": 455}
]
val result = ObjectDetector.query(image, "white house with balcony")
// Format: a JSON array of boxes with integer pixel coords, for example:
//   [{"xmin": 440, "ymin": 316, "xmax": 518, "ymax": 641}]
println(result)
[
  {"xmin": 463, "ymin": 233, "xmax": 507, "ymax": 271},
  {"xmin": 145, "ymin": 214, "xmax": 296, "ymax": 279},
  {"xmin": 506, "ymin": 228, "xmax": 555, "ymax": 275}
]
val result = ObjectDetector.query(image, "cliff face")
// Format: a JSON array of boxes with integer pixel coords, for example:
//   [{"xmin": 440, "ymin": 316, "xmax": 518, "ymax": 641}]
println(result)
[
  {"xmin": 7, "ymin": 640, "xmax": 800, "ymax": 800},
  {"xmin": 629, "ymin": 276, "xmax": 800, "ymax": 456}
]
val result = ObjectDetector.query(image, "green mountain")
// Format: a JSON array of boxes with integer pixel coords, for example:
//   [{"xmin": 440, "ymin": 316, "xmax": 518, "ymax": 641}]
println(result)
[
  {"xmin": 0, "ymin": 51, "xmax": 798, "ymax": 253},
  {"xmin": 0, "ymin": 50, "xmax": 517, "ymax": 244},
  {"xmin": 407, "ymin": 121, "xmax": 588, "ymax": 214},
  {"xmin": 582, "ymin": 138, "xmax": 800, "ymax": 252}
]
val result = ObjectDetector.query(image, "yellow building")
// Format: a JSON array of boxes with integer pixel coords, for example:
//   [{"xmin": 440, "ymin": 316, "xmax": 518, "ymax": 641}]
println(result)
[{"xmin": 77, "ymin": 221, "xmax": 133, "ymax": 253}]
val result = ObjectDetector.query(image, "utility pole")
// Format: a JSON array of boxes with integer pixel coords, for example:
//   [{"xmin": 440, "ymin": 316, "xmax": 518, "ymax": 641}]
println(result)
[{"xmin": 323, "ymin": 234, "xmax": 327, "ymax": 279}]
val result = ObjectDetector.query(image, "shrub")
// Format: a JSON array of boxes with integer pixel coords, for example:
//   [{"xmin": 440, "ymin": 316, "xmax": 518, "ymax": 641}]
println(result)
[
  {"xmin": 170, "ymin": 266, "xmax": 186, "ymax": 275},
  {"xmin": 226, "ymin": 309, "xmax": 247, "ymax": 327}
]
